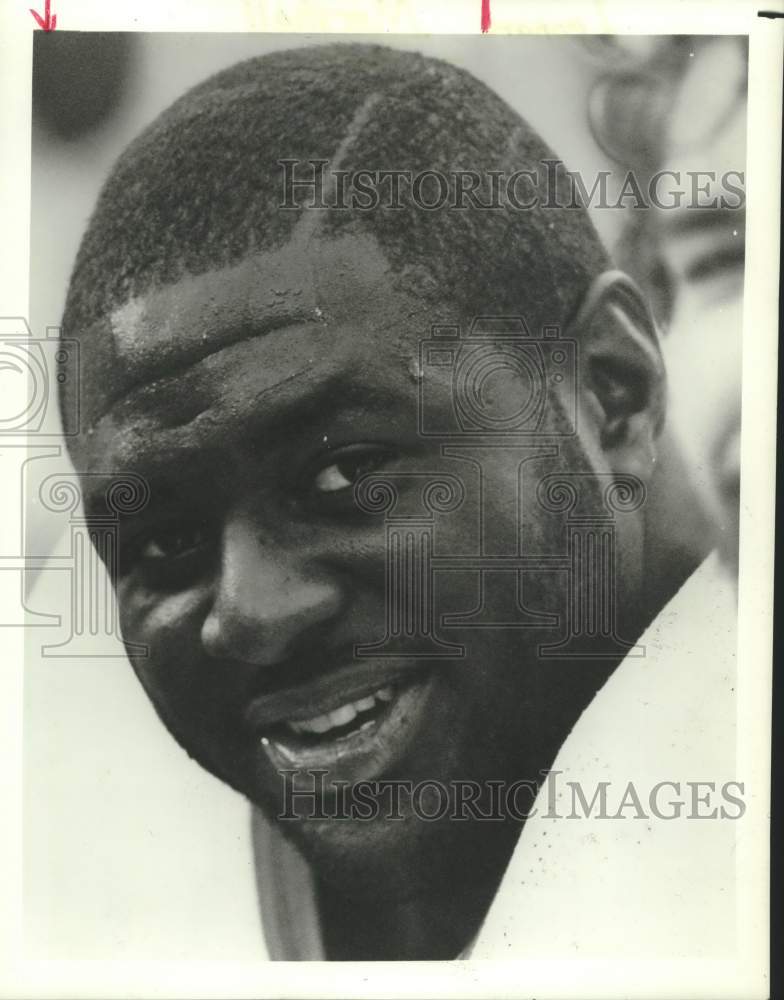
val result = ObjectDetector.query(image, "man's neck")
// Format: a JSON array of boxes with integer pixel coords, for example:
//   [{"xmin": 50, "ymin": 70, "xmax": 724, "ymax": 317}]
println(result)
[{"xmin": 316, "ymin": 866, "xmax": 504, "ymax": 960}]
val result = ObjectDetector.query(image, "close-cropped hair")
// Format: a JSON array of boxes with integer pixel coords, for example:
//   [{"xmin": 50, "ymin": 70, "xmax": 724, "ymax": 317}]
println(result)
[{"xmin": 61, "ymin": 43, "xmax": 610, "ymax": 350}]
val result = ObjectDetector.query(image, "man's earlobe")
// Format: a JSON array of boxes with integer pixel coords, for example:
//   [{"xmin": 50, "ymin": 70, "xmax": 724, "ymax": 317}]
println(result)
[{"xmin": 570, "ymin": 270, "xmax": 666, "ymax": 476}]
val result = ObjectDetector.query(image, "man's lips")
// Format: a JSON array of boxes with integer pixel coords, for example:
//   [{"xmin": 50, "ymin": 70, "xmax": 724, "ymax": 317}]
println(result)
[
  {"xmin": 243, "ymin": 661, "xmax": 438, "ymax": 788},
  {"xmin": 242, "ymin": 661, "xmax": 431, "ymax": 733}
]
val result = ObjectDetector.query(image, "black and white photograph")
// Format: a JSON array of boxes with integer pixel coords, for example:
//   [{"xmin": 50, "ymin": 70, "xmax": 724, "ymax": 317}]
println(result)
[{"xmin": 0, "ymin": 4, "xmax": 778, "ymax": 997}]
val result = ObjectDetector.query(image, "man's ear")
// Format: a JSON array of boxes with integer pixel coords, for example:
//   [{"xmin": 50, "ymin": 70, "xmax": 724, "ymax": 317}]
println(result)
[{"xmin": 569, "ymin": 270, "xmax": 666, "ymax": 478}]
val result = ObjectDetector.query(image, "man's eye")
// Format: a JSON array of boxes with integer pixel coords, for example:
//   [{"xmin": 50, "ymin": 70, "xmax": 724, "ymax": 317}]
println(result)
[
  {"xmin": 119, "ymin": 519, "xmax": 216, "ymax": 589},
  {"xmin": 312, "ymin": 449, "xmax": 392, "ymax": 495},
  {"xmin": 138, "ymin": 523, "xmax": 212, "ymax": 561}
]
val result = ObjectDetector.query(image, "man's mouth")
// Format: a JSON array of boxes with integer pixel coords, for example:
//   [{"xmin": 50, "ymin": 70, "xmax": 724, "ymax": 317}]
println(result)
[
  {"xmin": 279, "ymin": 684, "xmax": 395, "ymax": 738},
  {"xmin": 244, "ymin": 666, "xmax": 436, "ymax": 787}
]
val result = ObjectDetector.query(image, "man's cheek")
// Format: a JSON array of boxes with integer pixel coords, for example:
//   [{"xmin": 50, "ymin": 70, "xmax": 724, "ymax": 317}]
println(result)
[
  {"xmin": 118, "ymin": 591, "xmax": 214, "ymax": 719},
  {"xmin": 117, "ymin": 581, "xmax": 208, "ymax": 643}
]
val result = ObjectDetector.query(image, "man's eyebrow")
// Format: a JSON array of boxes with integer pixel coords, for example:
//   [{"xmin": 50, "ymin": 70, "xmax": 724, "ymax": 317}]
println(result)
[
  {"xmin": 237, "ymin": 369, "xmax": 406, "ymax": 435},
  {"xmin": 105, "ymin": 306, "xmax": 318, "ymax": 414},
  {"xmin": 94, "ymin": 370, "xmax": 408, "ymax": 487}
]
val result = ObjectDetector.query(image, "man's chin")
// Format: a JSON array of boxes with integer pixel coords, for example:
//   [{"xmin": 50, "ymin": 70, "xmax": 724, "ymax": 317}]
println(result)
[{"xmin": 270, "ymin": 806, "xmax": 521, "ymax": 903}]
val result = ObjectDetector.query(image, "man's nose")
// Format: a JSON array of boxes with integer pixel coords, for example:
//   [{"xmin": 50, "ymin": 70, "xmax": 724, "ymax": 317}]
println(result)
[{"xmin": 200, "ymin": 517, "xmax": 344, "ymax": 666}]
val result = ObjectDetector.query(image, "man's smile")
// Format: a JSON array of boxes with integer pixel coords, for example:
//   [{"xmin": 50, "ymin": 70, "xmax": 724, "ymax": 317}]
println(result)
[{"xmin": 244, "ymin": 662, "xmax": 437, "ymax": 787}]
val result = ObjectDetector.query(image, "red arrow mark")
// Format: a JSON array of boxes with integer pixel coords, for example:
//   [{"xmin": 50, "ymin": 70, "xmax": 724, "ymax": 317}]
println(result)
[
  {"xmin": 30, "ymin": 0, "xmax": 56, "ymax": 30},
  {"xmin": 481, "ymin": 0, "xmax": 491, "ymax": 32}
]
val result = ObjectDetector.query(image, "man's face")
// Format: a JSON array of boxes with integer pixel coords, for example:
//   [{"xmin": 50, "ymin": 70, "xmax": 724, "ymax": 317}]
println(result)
[{"xmin": 80, "ymin": 231, "xmax": 634, "ymax": 895}]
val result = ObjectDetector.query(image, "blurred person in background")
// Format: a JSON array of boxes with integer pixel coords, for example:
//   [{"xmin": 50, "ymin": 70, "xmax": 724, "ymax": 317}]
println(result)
[{"xmin": 586, "ymin": 35, "xmax": 747, "ymax": 576}]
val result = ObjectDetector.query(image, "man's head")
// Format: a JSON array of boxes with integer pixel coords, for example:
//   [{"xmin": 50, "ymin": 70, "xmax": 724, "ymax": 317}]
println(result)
[{"xmin": 61, "ymin": 44, "xmax": 667, "ymax": 899}]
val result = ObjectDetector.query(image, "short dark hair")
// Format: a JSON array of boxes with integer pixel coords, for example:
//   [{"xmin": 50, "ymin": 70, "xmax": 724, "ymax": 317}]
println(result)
[{"xmin": 61, "ymin": 43, "xmax": 609, "ymax": 417}]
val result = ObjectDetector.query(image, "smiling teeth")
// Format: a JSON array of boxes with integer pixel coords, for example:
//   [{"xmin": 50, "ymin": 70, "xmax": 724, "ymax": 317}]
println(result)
[{"xmin": 287, "ymin": 686, "xmax": 395, "ymax": 736}]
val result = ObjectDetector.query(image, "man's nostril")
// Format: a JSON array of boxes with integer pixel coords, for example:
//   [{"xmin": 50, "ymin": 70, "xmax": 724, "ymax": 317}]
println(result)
[{"xmin": 200, "ymin": 561, "xmax": 345, "ymax": 669}]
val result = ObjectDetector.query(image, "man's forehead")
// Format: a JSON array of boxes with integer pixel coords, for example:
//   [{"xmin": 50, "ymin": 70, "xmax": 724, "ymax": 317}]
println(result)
[
  {"xmin": 108, "ymin": 244, "xmax": 317, "ymax": 371},
  {"xmin": 72, "ymin": 232, "xmax": 432, "ymax": 435}
]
